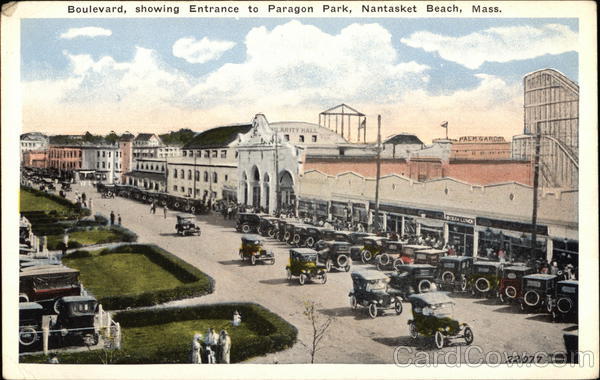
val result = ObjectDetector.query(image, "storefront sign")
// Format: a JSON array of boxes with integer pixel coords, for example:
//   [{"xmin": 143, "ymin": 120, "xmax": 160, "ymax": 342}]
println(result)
[
  {"xmin": 444, "ymin": 214, "xmax": 475, "ymax": 225},
  {"xmin": 476, "ymin": 217, "xmax": 548, "ymax": 235},
  {"xmin": 458, "ymin": 136, "xmax": 506, "ymax": 143},
  {"xmin": 373, "ymin": 203, "xmax": 443, "ymax": 219}
]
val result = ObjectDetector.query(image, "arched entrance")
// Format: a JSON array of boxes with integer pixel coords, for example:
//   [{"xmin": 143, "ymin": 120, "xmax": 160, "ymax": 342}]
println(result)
[
  {"xmin": 263, "ymin": 173, "xmax": 270, "ymax": 211},
  {"xmin": 279, "ymin": 171, "xmax": 295, "ymax": 209},
  {"xmin": 251, "ymin": 167, "xmax": 261, "ymax": 208}
]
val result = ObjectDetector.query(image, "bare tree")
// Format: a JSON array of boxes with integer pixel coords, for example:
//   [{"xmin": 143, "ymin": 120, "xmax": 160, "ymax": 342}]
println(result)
[{"xmin": 299, "ymin": 300, "xmax": 336, "ymax": 364}]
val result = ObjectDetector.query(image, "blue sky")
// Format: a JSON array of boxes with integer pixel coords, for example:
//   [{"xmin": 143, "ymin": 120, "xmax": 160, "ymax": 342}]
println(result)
[{"xmin": 21, "ymin": 17, "xmax": 579, "ymax": 142}]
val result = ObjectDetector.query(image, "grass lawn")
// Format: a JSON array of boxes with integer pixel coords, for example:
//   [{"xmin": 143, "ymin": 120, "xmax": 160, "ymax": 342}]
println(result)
[
  {"xmin": 47, "ymin": 229, "xmax": 125, "ymax": 250},
  {"xmin": 64, "ymin": 252, "xmax": 184, "ymax": 299},
  {"xmin": 19, "ymin": 189, "xmax": 71, "ymax": 213}
]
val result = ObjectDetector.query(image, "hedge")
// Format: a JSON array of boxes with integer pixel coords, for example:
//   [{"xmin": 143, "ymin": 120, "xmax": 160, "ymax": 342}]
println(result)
[
  {"xmin": 45, "ymin": 225, "xmax": 138, "ymax": 250},
  {"xmin": 74, "ymin": 244, "xmax": 214, "ymax": 310},
  {"xmin": 20, "ymin": 303, "xmax": 297, "ymax": 364},
  {"xmin": 20, "ymin": 186, "xmax": 91, "ymax": 217}
]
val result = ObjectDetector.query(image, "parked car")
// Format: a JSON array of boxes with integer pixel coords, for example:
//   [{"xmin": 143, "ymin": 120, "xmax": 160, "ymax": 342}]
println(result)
[
  {"xmin": 19, "ymin": 265, "xmax": 81, "ymax": 313},
  {"xmin": 498, "ymin": 265, "xmax": 535, "ymax": 304},
  {"xmin": 291, "ymin": 224, "xmax": 311, "ymax": 246},
  {"xmin": 60, "ymin": 182, "xmax": 72, "ymax": 192},
  {"xmin": 304, "ymin": 226, "xmax": 327, "ymax": 248},
  {"xmin": 401, "ymin": 244, "xmax": 431, "ymax": 262},
  {"xmin": 519, "ymin": 273, "xmax": 558, "ymax": 312},
  {"xmin": 239, "ymin": 234, "xmax": 275, "ymax": 265},
  {"xmin": 407, "ymin": 292, "xmax": 474, "ymax": 349},
  {"xmin": 258, "ymin": 216, "xmax": 279, "ymax": 237},
  {"xmin": 175, "ymin": 214, "xmax": 201, "ymax": 236},
  {"xmin": 549, "ymin": 280, "xmax": 578, "ymax": 322},
  {"xmin": 359, "ymin": 236, "xmax": 389, "ymax": 263},
  {"xmin": 236, "ymin": 213, "xmax": 262, "ymax": 233},
  {"xmin": 53, "ymin": 295, "xmax": 99, "ymax": 347},
  {"xmin": 100, "ymin": 184, "xmax": 116, "ymax": 198},
  {"xmin": 467, "ymin": 261, "xmax": 504, "ymax": 297},
  {"xmin": 375, "ymin": 240, "xmax": 412, "ymax": 270},
  {"xmin": 19, "ymin": 302, "xmax": 44, "ymax": 352},
  {"xmin": 436, "ymin": 256, "xmax": 474, "ymax": 292},
  {"xmin": 286, "ymin": 248, "xmax": 327, "ymax": 285},
  {"xmin": 388, "ymin": 264, "xmax": 437, "ymax": 298},
  {"xmin": 413, "ymin": 248, "xmax": 445, "ymax": 266},
  {"xmin": 349, "ymin": 270, "xmax": 403, "ymax": 318},
  {"xmin": 315, "ymin": 240, "xmax": 352, "ymax": 272}
]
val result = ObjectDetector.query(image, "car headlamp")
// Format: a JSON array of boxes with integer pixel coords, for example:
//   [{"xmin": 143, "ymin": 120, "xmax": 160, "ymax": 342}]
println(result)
[{"xmin": 61, "ymin": 328, "xmax": 69, "ymax": 337}]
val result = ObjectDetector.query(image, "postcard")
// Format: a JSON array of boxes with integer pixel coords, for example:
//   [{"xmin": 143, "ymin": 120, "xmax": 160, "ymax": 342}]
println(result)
[{"xmin": 2, "ymin": 1, "xmax": 598, "ymax": 379}]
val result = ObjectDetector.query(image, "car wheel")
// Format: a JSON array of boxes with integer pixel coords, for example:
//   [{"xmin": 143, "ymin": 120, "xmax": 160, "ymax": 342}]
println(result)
[
  {"xmin": 463, "ymin": 326, "xmax": 474, "ymax": 345},
  {"xmin": 393, "ymin": 258, "xmax": 404, "ymax": 271},
  {"xmin": 376, "ymin": 262, "xmax": 383, "ymax": 271},
  {"xmin": 53, "ymin": 299, "xmax": 61, "ymax": 314},
  {"xmin": 239, "ymin": 251, "xmax": 245, "ymax": 261},
  {"xmin": 268, "ymin": 228, "xmax": 276, "ymax": 239},
  {"xmin": 242, "ymin": 224, "xmax": 251, "ymax": 233},
  {"xmin": 299, "ymin": 274, "xmax": 307, "ymax": 285},
  {"xmin": 19, "ymin": 327, "xmax": 38, "ymax": 346},
  {"xmin": 368, "ymin": 303, "xmax": 378, "ymax": 319},
  {"xmin": 460, "ymin": 276, "xmax": 467, "ymax": 292},
  {"xmin": 321, "ymin": 273, "xmax": 327, "ymax": 284},
  {"xmin": 286, "ymin": 269, "xmax": 292, "ymax": 280},
  {"xmin": 251, "ymin": 255, "xmax": 257, "ymax": 265},
  {"xmin": 499, "ymin": 292, "xmax": 505, "ymax": 304},
  {"xmin": 305, "ymin": 237, "xmax": 315, "ymax": 248},
  {"xmin": 336, "ymin": 255, "xmax": 349, "ymax": 268},
  {"xmin": 519, "ymin": 301, "xmax": 526, "ymax": 312},
  {"xmin": 434, "ymin": 331, "xmax": 445, "ymax": 349},
  {"xmin": 325, "ymin": 260, "xmax": 333, "ymax": 273},
  {"xmin": 379, "ymin": 253, "xmax": 390, "ymax": 266},
  {"xmin": 409, "ymin": 322, "xmax": 418, "ymax": 339},
  {"xmin": 257, "ymin": 226, "xmax": 263, "ymax": 235},
  {"xmin": 394, "ymin": 298, "xmax": 403, "ymax": 315},
  {"xmin": 505, "ymin": 286, "xmax": 517, "ymax": 299},
  {"xmin": 361, "ymin": 250, "xmax": 372, "ymax": 263},
  {"xmin": 350, "ymin": 295, "xmax": 358, "ymax": 310},
  {"xmin": 418, "ymin": 279, "xmax": 432, "ymax": 293},
  {"xmin": 269, "ymin": 258, "xmax": 275, "ymax": 265}
]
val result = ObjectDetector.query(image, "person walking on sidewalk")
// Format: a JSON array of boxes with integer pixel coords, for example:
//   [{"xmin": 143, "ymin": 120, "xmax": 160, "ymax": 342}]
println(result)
[
  {"xmin": 164, "ymin": 204, "xmax": 168, "ymax": 219},
  {"xmin": 118, "ymin": 214, "xmax": 122, "ymax": 226},
  {"xmin": 110, "ymin": 211, "xmax": 115, "ymax": 226}
]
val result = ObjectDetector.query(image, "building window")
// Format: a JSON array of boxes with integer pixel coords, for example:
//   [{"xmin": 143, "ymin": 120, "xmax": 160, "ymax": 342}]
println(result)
[
  {"xmin": 180, "ymin": 169, "xmax": 184, "ymax": 178},
  {"xmin": 284, "ymin": 134, "xmax": 290, "ymax": 141},
  {"xmin": 108, "ymin": 151, "xmax": 111, "ymax": 158},
  {"xmin": 102, "ymin": 151, "xmax": 106, "ymax": 157},
  {"xmin": 183, "ymin": 151, "xmax": 187, "ymax": 157},
  {"xmin": 204, "ymin": 150, "xmax": 209, "ymax": 158},
  {"xmin": 235, "ymin": 151, "xmax": 239, "ymax": 158},
  {"xmin": 174, "ymin": 185, "xmax": 178, "ymax": 191},
  {"xmin": 213, "ymin": 172, "xmax": 218, "ymax": 183},
  {"xmin": 312, "ymin": 135, "xmax": 317, "ymax": 143},
  {"xmin": 204, "ymin": 171, "xmax": 209, "ymax": 182},
  {"xmin": 221, "ymin": 150, "xmax": 227, "ymax": 158},
  {"xmin": 108, "ymin": 162, "xmax": 111, "ymax": 169},
  {"xmin": 174, "ymin": 169, "xmax": 178, "ymax": 178},
  {"xmin": 299, "ymin": 135, "xmax": 305, "ymax": 143},
  {"xmin": 195, "ymin": 170, "xmax": 200, "ymax": 181},
  {"xmin": 188, "ymin": 170, "xmax": 192, "ymax": 180},
  {"xmin": 97, "ymin": 151, "xmax": 100, "ymax": 158},
  {"xmin": 211, "ymin": 150, "xmax": 217, "ymax": 158},
  {"xmin": 102, "ymin": 162, "xmax": 106, "ymax": 168},
  {"xmin": 225, "ymin": 174, "xmax": 228, "ymax": 181}
]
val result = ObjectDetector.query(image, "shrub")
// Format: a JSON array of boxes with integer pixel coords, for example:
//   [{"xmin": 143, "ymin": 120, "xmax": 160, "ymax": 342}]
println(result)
[{"xmin": 94, "ymin": 214, "xmax": 109, "ymax": 226}]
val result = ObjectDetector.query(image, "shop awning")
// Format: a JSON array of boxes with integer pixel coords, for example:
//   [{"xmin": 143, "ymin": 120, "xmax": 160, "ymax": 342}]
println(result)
[{"xmin": 416, "ymin": 218, "xmax": 445, "ymax": 228}]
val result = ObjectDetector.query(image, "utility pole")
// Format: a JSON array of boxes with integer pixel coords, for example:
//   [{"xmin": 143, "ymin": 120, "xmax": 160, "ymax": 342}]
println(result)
[
  {"xmin": 274, "ymin": 132, "xmax": 280, "ymax": 214},
  {"xmin": 530, "ymin": 123, "xmax": 542, "ymax": 264},
  {"xmin": 373, "ymin": 115, "xmax": 382, "ymax": 233}
]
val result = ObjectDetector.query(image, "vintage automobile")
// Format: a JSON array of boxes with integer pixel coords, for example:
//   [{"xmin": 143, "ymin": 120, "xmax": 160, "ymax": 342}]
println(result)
[
  {"xmin": 236, "ymin": 213, "xmax": 262, "ymax": 234},
  {"xmin": 303, "ymin": 226, "xmax": 327, "ymax": 248},
  {"xmin": 239, "ymin": 234, "xmax": 275, "ymax": 265},
  {"xmin": 349, "ymin": 270, "xmax": 403, "ymax": 318},
  {"xmin": 19, "ymin": 302, "xmax": 44, "ymax": 351},
  {"xmin": 53, "ymin": 295, "xmax": 100, "ymax": 346},
  {"xmin": 286, "ymin": 248, "xmax": 327, "ymax": 285},
  {"xmin": 291, "ymin": 224, "xmax": 311, "ymax": 246},
  {"xmin": 436, "ymin": 256, "xmax": 474, "ymax": 292},
  {"xmin": 359, "ymin": 236, "xmax": 390, "ymax": 264},
  {"xmin": 498, "ymin": 265, "xmax": 535, "ymax": 304},
  {"xmin": 375, "ymin": 240, "xmax": 413, "ymax": 270},
  {"xmin": 19, "ymin": 265, "xmax": 81, "ymax": 313},
  {"xmin": 402, "ymin": 244, "xmax": 431, "ymax": 261},
  {"xmin": 315, "ymin": 240, "xmax": 352, "ymax": 272},
  {"xmin": 518, "ymin": 273, "xmax": 558, "ymax": 312},
  {"xmin": 407, "ymin": 292, "xmax": 474, "ymax": 349},
  {"xmin": 549, "ymin": 280, "xmax": 578, "ymax": 322},
  {"xmin": 467, "ymin": 261, "xmax": 504, "ymax": 297},
  {"xmin": 258, "ymin": 216, "xmax": 279, "ymax": 237},
  {"xmin": 388, "ymin": 264, "xmax": 438, "ymax": 298},
  {"xmin": 60, "ymin": 182, "xmax": 72, "ymax": 192},
  {"xmin": 100, "ymin": 184, "xmax": 116, "ymax": 198},
  {"xmin": 414, "ymin": 248, "xmax": 445, "ymax": 266},
  {"xmin": 175, "ymin": 214, "xmax": 201, "ymax": 236}
]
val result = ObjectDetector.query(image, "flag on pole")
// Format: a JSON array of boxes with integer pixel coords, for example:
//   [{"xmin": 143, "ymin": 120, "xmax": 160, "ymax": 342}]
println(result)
[{"xmin": 441, "ymin": 121, "xmax": 448, "ymax": 128}]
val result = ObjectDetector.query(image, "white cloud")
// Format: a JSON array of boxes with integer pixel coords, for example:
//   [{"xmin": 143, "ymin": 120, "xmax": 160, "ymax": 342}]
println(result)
[
  {"xmin": 401, "ymin": 23, "xmax": 577, "ymax": 69},
  {"xmin": 172, "ymin": 37, "xmax": 235, "ymax": 64},
  {"xmin": 59, "ymin": 26, "xmax": 112, "ymax": 39}
]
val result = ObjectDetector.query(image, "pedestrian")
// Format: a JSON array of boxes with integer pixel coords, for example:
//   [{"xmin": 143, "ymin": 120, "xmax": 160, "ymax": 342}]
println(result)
[
  {"xmin": 118, "ymin": 214, "xmax": 122, "ymax": 226},
  {"xmin": 82, "ymin": 192, "xmax": 87, "ymax": 203},
  {"xmin": 110, "ymin": 211, "xmax": 115, "ymax": 226},
  {"xmin": 164, "ymin": 204, "xmax": 168, "ymax": 219},
  {"xmin": 550, "ymin": 261, "xmax": 559, "ymax": 275},
  {"xmin": 191, "ymin": 334, "xmax": 203, "ymax": 364},
  {"xmin": 88, "ymin": 198, "xmax": 93, "ymax": 212},
  {"xmin": 150, "ymin": 202, "xmax": 154, "ymax": 214}
]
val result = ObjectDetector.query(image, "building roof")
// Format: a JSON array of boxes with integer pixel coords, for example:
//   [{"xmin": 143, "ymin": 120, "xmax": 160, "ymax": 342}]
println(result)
[
  {"xmin": 135, "ymin": 133, "xmax": 160, "ymax": 141},
  {"xmin": 183, "ymin": 124, "xmax": 252, "ymax": 149},
  {"xmin": 384, "ymin": 133, "xmax": 424, "ymax": 145},
  {"xmin": 119, "ymin": 133, "xmax": 135, "ymax": 142}
]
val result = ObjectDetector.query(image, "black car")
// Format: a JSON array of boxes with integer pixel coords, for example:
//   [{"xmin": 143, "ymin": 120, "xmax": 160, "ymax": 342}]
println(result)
[
  {"xmin": 19, "ymin": 302, "xmax": 44, "ymax": 352},
  {"xmin": 467, "ymin": 261, "xmax": 504, "ymax": 298},
  {"xmin": 436, "ymin": 256, "xmax": 474, "ymax": 292},
  {"xmin": 53, "ymin": 295, "xmax": 99, "ymax": 347},
  {"xmin": 549, "ymin": 280, "xmax": 578, "ymax": 322},
  {"xmin": 315, "ymin": 240, "xmax": 352, "ymax": 272},
  {"xmin": 291, "ymin": 224, "xmax": 311, "ymax": 246},
  {"xmin": 349, "ymin": 270, "xmax": 403, "ymax": 318},
  {"xmin": 304, "ymin": 226, "xmax": 327, "ymax": 248},
  {"xmin": 519, "ymin": 274, "xmax": 558, "ymax": 312},
  {"xmin": 388, "ymin": 264, "xmax": 437, "ymax": 298},
  {"xmin": 236, "ymin": 213, "xmax": 262, "ymax": 233},
  {"xmin": 175, "ymin": 214, "xmax": 201, "ymax": 236},
  {"xmin": 258, "ymin": 216, "xmax": 279, "ymax": 237}
]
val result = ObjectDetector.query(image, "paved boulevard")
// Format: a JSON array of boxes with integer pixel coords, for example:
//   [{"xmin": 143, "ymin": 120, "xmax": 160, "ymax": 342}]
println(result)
[{"xmin": 72, "ymin": 184, "xmax": 574, "ymax": 364}]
